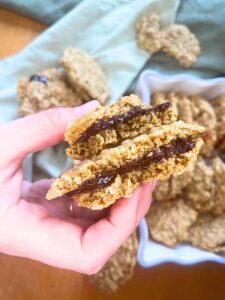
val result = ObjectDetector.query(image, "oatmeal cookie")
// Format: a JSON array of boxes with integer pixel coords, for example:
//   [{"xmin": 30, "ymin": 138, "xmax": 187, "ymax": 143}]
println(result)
[
  {"xmin": 61, "ymin": 48, "xmax": 110, "ymax": 104},
  {"xmin": 147, "ymin": 198, "xmax": 198, "ymax": 247},
  {"xmin": 185, "ymin": 157, "xmax": 214, "ymax": 213},
  {"xmin": 211, "ymin": 95, "xmax": 225, "ymax": 150},
  {"xmin": 135, "ymin": 13, "xmax": 162, "ymax": 54},
  {"xmin": 186, "ymin": 214, "xmax": 225, "ymax": 253},
  {"xmin": 90, "ymin": 232, "xmax": 138, "ymax": 292},
  {"xmin": 18, "ymin": 68, "xmax": 82, "ymax": 116},
  {"xmin": 161, "ymin": 24, "xmax": 201, "ymax": 67}
]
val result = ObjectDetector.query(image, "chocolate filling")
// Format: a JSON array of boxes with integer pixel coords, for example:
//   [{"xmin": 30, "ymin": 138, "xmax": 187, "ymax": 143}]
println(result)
[
  {"xmin": 77, "ymin": 102, "xmax": 171, "ymax": 143},
  {"xmin": 29, "ymin": 74, "xmax": 48, "ymax": 84},
  {"xmin": 74, "ymin": 137, "xmax": 195, "ymax": 194}
]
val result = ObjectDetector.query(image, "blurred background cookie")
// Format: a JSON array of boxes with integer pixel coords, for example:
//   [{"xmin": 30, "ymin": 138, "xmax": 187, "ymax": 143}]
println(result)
[
  {"xmin": 135, "ymin": 13, "xmax": 162, "ymax": 54},
  {"xmin": 90, "ymin": 232, "xmax": 138, "ymax": 293},
  {"xmin": 153, "ymin": 163, "xmax": 194, "ymax": 202},
  {"xmin": 185, "ymin": 213, "xmax": 225, "ymax": 253},
  {"xmin": 211, "ymin": 156, "xmax": 225, "ymax": 215},
  {"xmin": 61, "ymin": 48, "xmax": 110, "ymax": 104},
  {"xmin": 146, "ymin": 199, "xmax": 198, "ymax": 247},
  {"xmin": 185, "ymin": 156, "xmax": 215, "ymax": 213},
  {"xmin": 18, "ymin": 68, "xmax": 82, "ymax": 116},
  {"xmin": 212, "ymin": 95, "xmax": 225, "ymax": 150},
  {"xmin": 161, "ymin": 24, "xmax": 201, "ymax": 67}
]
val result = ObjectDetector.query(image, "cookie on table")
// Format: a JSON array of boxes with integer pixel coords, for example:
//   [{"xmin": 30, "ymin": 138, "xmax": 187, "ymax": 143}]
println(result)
[
  {"xmin": 161, "ymin": 24, "xmax": 201, "ymax": 67},
  {"xmin": 65, "ymin": 94, "xmax": 177, "ymax": 160},
  {"xmin": 185, "ymin": 213, "xmax": 225, "ymax": 253},
  {"xmin": 47, "ymin": 121, "xmax": 204, "ymax": 209},
  {"xmin": 190, "ymin": 95, "xmax": 217, "ymax": 156},
  {"xmin": 211, "ymin": 95, "xmax": 225, "ymax": 150},
  {"xmin": 211, "ymin": 156, "xmax": 225, "ymax": 216},
  {"xmin": 185, "ymin": 156, "xmax": 215, "ymax": 213},
  {"xmin": 153, "ymin": 163, "xmax": 194, "ymax": 202},
  {"xmin": 90, "ymin": 232, "xmax": 138, "ymax": 293},
  {"xmin": 61, "ymin": 48, "xmax": 110, "ymax": 104},
  {"xmin": 146, "ymin": 199, "xmax": 198, "ymax": 247},
  {"xmin": 18, "ymin": 68, "xmax": 82, "ymax": 116},
  {"xmin": 135, "ymin": 13, "xmax": 162, "ymax": 54}
]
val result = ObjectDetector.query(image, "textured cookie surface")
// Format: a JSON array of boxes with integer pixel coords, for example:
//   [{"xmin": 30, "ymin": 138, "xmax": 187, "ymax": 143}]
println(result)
[
  {"xmin": 90, "ymin": 232, "xmax": 138, "ymax": 292},
  {"xmin": 161, "ymin": 25, "xmax": 201, "ymax": 67},
  {"xmin": 185, "ymin": 157, "xmax": 214, "ymax": 213},
  {"xmin": 18, "ymin": 68, "xmax": 82, "ymax": 116},
  {"xmin": 136, "ymin": 13, "xmax": 162, "ymax": 54},
  {"xmin": 153, "ymin": 163, "xmax": 194, "ymax": 202},
  {"xmin": 61, "ymin": 48, "xmax": 110, "ymax": 104},
  {"xmin": 152, "ymin": 92, "xmax": 216, "ymax": 156},
  {"xmin": 212, "ymin": 96, "xmax": 225, "ymax": 150},
  {"xmin": 66, "ymin": 94, "xmax": 177, "ymax": 160},
  {"xmin": 211, "ymin": 156, "xmax": 225, "ymax": 215},
  {"xmin": 147, "ymin": 199, "xmax": 198, "ymax": 247},
  {"xmin": 47, "ymin": 121, "xmax": 204, "ymax": 209},
  {"xmin": 185, "ymin": 214, "xmax": 225, "ymax": 252}
]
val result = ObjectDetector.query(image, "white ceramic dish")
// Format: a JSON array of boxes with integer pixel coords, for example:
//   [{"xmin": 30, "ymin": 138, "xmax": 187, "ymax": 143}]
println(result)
[{"xmin": 136, "ymin": 70, "xmax": 225, "ymax": 267}]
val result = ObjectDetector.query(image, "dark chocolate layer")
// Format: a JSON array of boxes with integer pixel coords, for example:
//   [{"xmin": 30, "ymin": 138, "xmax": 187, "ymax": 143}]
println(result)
[
  {"xmin": 77, "ymin": 102, "xmax": 171, "ymax": 143},
  {"xmin": 75, "ymin": 137, "xmax": 195, "ymax": 194}
]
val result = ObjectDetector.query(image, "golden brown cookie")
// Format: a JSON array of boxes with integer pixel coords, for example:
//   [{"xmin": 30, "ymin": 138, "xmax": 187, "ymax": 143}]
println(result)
[
  {"xmin": 90, "ymin": 232, "xmax": 138, "ymax": 293},
  {"xmin": 61, "ymin": 48, "xmax": 110, "ymax": 104},
  {"xmin": 47, "ymin": 121, "xmax": 204, "ymax": 209},
  {"xmin": 152, "ymin": 91, "xmax": 194, "ymax": 123},
  {"xmin": 185, "ymin": 214, "xmax": 225, "ymax": 253},
  {"xmin": 190, "ymin": 95, "xmax": 217, "ymax": 156},
  {"xmin": 135, "ymin": 13, "xmax": 162, "ymax": 54},
  {"xmin": 18, "ymin": 68, "xmax": 82, "ymax": 116},
  {"xmin": 211, "ymin": 95, "xmax": 225, "ymax": 150},
  {"xmin": 66, "ymin": 94, "xmax": 177, "ymax": 160},
  {"xmin": 161, "ymin": 25, "xmax": 201, "ymax": 67},
  {"xmin": 153, "ymin": 163, "xmax": 194, "ymax": 202},
  {"xmin": 211, "ymin": 156, "xmax": 225, "ymax": 215},
  {"xmin": 146, "ymin": 198, "xmax": 198, "ymax": 247},
  {"xmin": 185, "ymin": 156, "xmax": 214, "ymax": 213}
]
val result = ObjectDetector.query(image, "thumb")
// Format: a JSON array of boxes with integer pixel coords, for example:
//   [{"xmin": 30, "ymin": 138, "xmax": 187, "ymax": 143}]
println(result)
[{"xmin": 0, "ymin": 101, "xmax": 99, "ymax": 165}]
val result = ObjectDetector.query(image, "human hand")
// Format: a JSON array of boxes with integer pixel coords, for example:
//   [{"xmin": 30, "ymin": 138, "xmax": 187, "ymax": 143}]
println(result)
[{"xmin": 0, "ymin": 102, "xmax": 155, "ymax": 274}]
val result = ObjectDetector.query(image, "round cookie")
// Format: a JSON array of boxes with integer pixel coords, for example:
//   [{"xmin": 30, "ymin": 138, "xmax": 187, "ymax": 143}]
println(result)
[
  {"xmin": 185, "ymin": 156, "xmax": 215, "ymax": 213},
  {"xmin": 211, "ymin": 95, "xmax": 225, "ymax": 150},
  {"xmin": 185, "ymin": 213, "xmax": 225, "ymax": 253},
  {"xmin": 152, "ymin": 91, "xmax": 194, "ymax": 123},
  {"xmin": 90, "ymin": 232, "xmax": 138, "ymax": 292},
  {"xmin": 61, "ymin": 48, "xmax": 110, "ymax": 104},
  {"xmin": 18, "ymin": 68, "xmax": 82, "ymax": 116},
  {"xmin": 161, "ymin": 24, "xmax": 201, "ymax": 67},
  {"xmin": 136, "ymin": 13, "xmax": 162, "ymax": 54},
  {"xmin": 153, "ymin": 163, "xmax": 194, "ymax": 202},
  {"xmin": 191, "ymin": 95, "xmax": 217, "ymax": 156},
  {"xmin": 211, "ymin": 156, "xmax": 225, "ymax": 216},
  {"xmin": 146, "ymin": 198, "xmax": 198, "ymax": 247}
]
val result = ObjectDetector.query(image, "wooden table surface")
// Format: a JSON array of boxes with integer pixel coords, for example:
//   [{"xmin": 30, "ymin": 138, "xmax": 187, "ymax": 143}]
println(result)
[{"xmin": 1, "ymin": 7, "xmax": 225, "ymax": 300}]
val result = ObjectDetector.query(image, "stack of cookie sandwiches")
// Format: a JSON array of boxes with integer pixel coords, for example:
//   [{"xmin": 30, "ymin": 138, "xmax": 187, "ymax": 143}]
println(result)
[{"xmin": 46, "ymin": 94, "xmax": 204, "ymax": 210}]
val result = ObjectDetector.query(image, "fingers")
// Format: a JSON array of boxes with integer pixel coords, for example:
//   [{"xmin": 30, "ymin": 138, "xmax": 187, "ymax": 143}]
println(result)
[
  {"xmin": 0, "ymin": 101, "xmax": 99, "ymax": 166},
  {"xmin": 80, "ymin": 182, "xmax": 155, "ymax": 266}
]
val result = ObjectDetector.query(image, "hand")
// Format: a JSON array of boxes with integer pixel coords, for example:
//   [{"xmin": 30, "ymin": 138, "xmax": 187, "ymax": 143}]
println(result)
[{"xmin": 0, "ymin": 102, "xmax": 155, "ymax": 274}]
